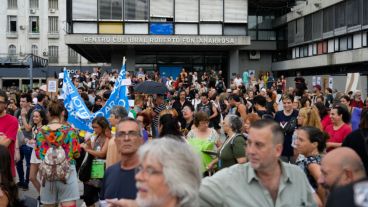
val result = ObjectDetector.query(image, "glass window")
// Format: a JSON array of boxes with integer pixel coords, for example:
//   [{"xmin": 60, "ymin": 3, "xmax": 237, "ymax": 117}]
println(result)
[
  {"xmin": 29, "ymin": 16, "xmax": 39, "ymax": 33},
  {"xmin": 303, "ymin": 46, "xmax": 308, "ymax": 57},
  {"xmin": 313, "ymin": 43, "xmax": 317, "ymax": 55},
  {"xmin": 73, "ymin": 0, "xmax": 97, "ymax": 20},
  {"xmin": 249, "ymin": 30, "xmax": 257, "ymax": 40},
  {"xmin": 30, "ymin": 0, "xmax": 38, "ymax": 9},
  {"xmin": 224, "ymin": 0, "xmax": 247, "ymax": 23},
  {"xmin": 248, "ymin": 15, "xmax": 257, "ymax": 29},
  {"xmin": 150, "ymin": 0, "xmax": 173, "ymax": 18},
  {"xmin": 124, "ymin": 0, "xmax": 148, "ymax": 21},
  {"xmin": 48, "ymin": 16, "xmax": 58, "ymax": 33},
  {"xmin": 48, "ymin": 0, "xmax": 58, "ymax": 9},
  {"xmin": 175, "ymin": 0, "xmax": 198, "ymax": 22},
  {"xmin": 299, "ymin": 47, "xmax": 304, "ymax": 58},
  {"xmin": 258, "ymin": 16, "xmax": 274, "ymax": 30},
  {"xmin": 7, "ymin": 16, "xmax": 17, "ymax": 32},
  {"xmin": 100, "ymin": 0, "xmax": 123, "ymax": 19},
  {"xmin": 339, "ymin": 36, "xmax": 348, "ymax": 51},
  {"xmin": 288, "ymin": 21, "xmax": 295, "ymax": 44},
  {"xmin": 317, "ymin": 42, "xmax": 323, "ymax": 54},
  {"xmin": 347, "ymin": 35, "xmax": 353, "ymax": 49},
  {"xmin": 224, "ymin": 24, "xmax": 246, "ymax": 35},
  {"xmin": 335, "ymin": 2, "xmax": 345, "ymax": 28},
  {"xmin": 200, "ymin": 0, "xmax": 223, "ymax": 22},
  {"xmin": 48, "ymin": 46, "xmax": 58, "ymax": 63},
  {"xmin": 312, "ymin": 11, "xmax": 322, "ymax": 39},
  {"xmin": 258, "ymin": 31, "xmax": 276, "ymax": 40},
  {"xmin": 8, "ymin": 0, "xmax": 17, "ymax": 9},
  {"xmin": 353, "ymin": 33, "xmax": 362, "ymax": 48},
  {"xmin": 346, "ymin": 0, "xmax": 360, "ymax": 27},
  {"xmin": 323, "ymin": 6, "xmax": 334, "ymax": 33},
  {"xmin": 323, "ymin": 41, "xmax": 328, "ymax": 53},
  {"xmin": 68, "ymin": 47, "xmax": 79, "ymax": 64},
  {"xmin": 334, "ymin": 38, "xmax": 339, "ymax": 51},
  {"xmin": 175, "ymin": 24, "xmax": 198, "ymax": 35},
  {"xmin": 364, "ymin": 0, "xmax": 368, "ymax": 25},
  {"xmin": 363, "ymin": 32, "xmax": 367, "ymax": 47},
  {"xmin": 199, "ymin": 24, "xmax": 222, "ymax": 35},
  {"xmin": 304, "ymin": 15, "xmax": 312, "ymax": 41},
  {"xmin": 31, "ymin": 45, "xmax": 38, "ymax": 55},
  {"xmin": 295, "ymin": 47, "xmax": 300, "ymax": 58},
  {"xmin": 328, "ymin": 39, "xmax": 334, "ymax": 53}
]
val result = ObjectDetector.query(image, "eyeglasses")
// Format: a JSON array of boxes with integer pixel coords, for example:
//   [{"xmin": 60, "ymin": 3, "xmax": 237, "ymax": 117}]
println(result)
[
  {"xmin": 135, "ymin": 165, "xmax": 163, "ymax": 177},
  {"xmin": 116, "ymin": 131, "xmax": 140, "ymax": 139}
]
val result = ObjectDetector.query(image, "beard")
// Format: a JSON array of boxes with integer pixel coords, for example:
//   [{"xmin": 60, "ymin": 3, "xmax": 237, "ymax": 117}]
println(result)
[
  {"xmin": 136, "ymin": 192, "xmax": 166, "ymax": 207},
  {"xmin": 136, "ymin": 182, "xmax": 170, "ymax": 207}
]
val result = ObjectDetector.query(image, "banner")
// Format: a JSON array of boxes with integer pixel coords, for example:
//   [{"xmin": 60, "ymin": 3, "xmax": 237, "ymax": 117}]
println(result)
[{"xmin": 63, "ymin": 61, "xmax": 129, "ymax": 132}]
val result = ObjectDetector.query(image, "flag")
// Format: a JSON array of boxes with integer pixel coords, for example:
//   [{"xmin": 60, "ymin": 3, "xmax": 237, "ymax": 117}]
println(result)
[{"xmin": 63, "ymin": 62, "xmax": 129, "ymax": 132}]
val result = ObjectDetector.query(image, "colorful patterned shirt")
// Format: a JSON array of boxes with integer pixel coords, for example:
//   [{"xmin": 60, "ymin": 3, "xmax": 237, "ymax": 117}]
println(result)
[{"xmin": 35, "ymin": 124, "xmax": 80, "ymax": 165}]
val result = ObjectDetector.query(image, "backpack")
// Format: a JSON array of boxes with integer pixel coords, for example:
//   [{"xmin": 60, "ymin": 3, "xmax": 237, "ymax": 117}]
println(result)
[{"xmin": 39, "ymin": 129, "xmax": 70, "ymax": 186}]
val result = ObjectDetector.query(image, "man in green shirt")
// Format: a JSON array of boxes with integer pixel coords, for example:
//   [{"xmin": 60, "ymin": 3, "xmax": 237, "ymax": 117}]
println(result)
[{"xmin": 199, "ymin": 119, "xmax": 316, "ymax": 207}]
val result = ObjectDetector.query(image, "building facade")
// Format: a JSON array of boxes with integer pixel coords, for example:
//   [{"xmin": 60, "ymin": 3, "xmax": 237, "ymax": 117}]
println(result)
[
  {"xmin": 65, "ymin": 0, "xmax": 284, "ymax": 83},
  {"xmin": 0, "ymin": 0, "xmax": 103, "ymax": 89},
  {"xmin": 272, "ymin": 0, "xmax": 368, "ymax": 93}
]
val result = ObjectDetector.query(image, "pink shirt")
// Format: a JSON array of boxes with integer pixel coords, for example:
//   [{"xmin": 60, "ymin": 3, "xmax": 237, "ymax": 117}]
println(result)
[
  {"xmin": 0, "ymin": 114, "xmax": 19, "ymax": 177},
  {"xmin": 325, "ymin": 123, "xmax": 352, "ymax": 152}
]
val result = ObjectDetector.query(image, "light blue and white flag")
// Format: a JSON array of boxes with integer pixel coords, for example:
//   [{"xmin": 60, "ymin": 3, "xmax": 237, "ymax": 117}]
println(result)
[{"xmin": 63, "ymin": 61, "xmax": 129, "ymax": 132}]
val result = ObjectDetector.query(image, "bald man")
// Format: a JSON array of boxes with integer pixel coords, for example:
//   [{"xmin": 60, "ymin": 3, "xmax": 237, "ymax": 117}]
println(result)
[{"xmin": 318, "ymin": 147, "xmax": 366, "ymax": 192}]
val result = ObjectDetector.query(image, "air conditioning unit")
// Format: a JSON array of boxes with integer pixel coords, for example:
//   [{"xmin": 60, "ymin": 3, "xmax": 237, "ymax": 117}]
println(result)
[
  {"xmin": 43, "ymin": 51, "xmax": 48, "ymax": 56},
  {"xmin": 30, "ymin": 9, "xmax": 36, "ymax": 14},
  {"xmin": 296, "ymin": 10, "xmax": 303, "ymax": 15},
  {"xmin": 19, "ymin": 25, "xmax": 25, "ymax": 30},
  {"xmin": 249, "ymin": 50, "xmax": 260, "ymax": 60},
  {"xmin": 49, "ymin": 9, "xmax": 56, "ymax": 13},
  {"xmin": 314, "ymin": 2, "xmax": 321, "ymax": 7}
]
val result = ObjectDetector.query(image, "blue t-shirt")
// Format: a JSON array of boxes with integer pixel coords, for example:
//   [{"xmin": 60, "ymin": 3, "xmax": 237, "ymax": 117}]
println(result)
[
  {"xmin": 351, "ymin": 107, "xmax": 362, "ymax": 131},
  {"xmin": 100, "ymin": 162, "xmax": 137, "ymax": 200}
]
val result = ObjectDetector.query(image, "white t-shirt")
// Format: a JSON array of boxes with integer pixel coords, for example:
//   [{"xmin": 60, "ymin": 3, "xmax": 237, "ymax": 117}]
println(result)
[{"xmin": 234, "ymin": 78, "xmax": 243, "ymax": 87}]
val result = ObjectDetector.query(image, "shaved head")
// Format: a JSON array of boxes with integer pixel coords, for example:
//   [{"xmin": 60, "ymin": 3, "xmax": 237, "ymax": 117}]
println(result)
[
  {"xmin": 319, "ymin": 147, "xmax": 366, "ymax": 191},
  {"xmin": 323, "ymin": 147, "xmax": 365, "ymax": 174}
]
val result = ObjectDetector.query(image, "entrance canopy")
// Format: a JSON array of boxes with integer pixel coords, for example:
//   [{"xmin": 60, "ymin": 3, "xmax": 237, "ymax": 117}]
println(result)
[{"xmin": 65, "ymin": 34, "xmax": 250, "ymax": 63}]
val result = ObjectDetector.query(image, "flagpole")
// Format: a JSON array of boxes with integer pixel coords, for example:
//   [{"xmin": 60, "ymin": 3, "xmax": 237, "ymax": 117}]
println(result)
[{"xmin": 122, "ymin": 57, "xmax": 126, "ymax": 70}]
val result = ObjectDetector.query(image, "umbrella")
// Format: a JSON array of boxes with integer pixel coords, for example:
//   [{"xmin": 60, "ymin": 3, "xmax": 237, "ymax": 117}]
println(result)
[{"xmin": 134, "ymin": 81, "xmax": 168, "ymax": 94}]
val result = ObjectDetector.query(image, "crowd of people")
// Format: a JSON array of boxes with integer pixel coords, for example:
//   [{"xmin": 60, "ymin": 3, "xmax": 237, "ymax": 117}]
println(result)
[{"xmin": 1, "ymin": 67, "xmax": 368, "ymax": 207}]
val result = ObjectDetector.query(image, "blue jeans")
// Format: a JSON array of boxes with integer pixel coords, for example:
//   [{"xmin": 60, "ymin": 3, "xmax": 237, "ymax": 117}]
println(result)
[{"xmin": 16, "ymin": 145, "xmax": 33, "ymax": 186}]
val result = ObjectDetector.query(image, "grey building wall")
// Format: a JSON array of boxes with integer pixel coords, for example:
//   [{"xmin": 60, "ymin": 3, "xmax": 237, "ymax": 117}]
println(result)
[{"xmin": 239, "ymin": 51, "xmax": 272, "ymax": 78}]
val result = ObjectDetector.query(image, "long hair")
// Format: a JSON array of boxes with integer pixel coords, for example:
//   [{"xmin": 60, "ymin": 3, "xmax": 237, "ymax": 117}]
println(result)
[
  {"xmin": 159, "ymin": 114, "xmax": 182, "ymax": 138},
  {"xmin": 299, "ymin": 106, "xmax": 322, "ymax": 130},
  {"xmin": 0, "ymin": 145, "xmax": 18, "ymax": 207},
  {"xmin": 92, "ymin": 116, "xmax": 110, "ymax": 136}
]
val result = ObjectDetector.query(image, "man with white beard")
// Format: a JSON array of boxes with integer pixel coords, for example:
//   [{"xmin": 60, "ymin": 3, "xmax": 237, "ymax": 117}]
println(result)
[{"xmin": 106, "ymin": 138, "xmax": 202, "ymax": 207}]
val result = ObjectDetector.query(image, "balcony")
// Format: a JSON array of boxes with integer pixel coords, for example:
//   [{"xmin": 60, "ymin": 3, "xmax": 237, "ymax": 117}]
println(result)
[
  {"xmin": 6, "ymin": 32, "xmax": 18, "ymax": 39},
  {"xmin": 48, "ymin": 33, "xmax": 59, "ymax": 39},
  {"xmin": 29, "ymin": 33, "xmax": 40, "ymax": 39}
]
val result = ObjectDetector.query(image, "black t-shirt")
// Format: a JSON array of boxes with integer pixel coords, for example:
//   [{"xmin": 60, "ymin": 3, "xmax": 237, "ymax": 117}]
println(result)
[
  {"xmin": 326, "ymin": 178, "xmax": 368, "ymax": 207},
  {"xmin": 342, "ymin": 129, "xmax": 368, "ymax": 175},
  {"xmin": 100, "ymin": 163, "xmax": 137, "ymax": 200},
  {"xmin": 274, "ymin": 110, "xmax": 299, "ymax": 157}
]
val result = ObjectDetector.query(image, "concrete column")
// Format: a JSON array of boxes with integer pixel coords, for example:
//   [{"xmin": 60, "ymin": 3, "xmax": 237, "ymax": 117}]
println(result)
[
  {"xmin": 125, "ymin": 48, "xmax": 135, "ymax": 71},
  {"xmin": 0, "ymin": 79, "xmax": 3, "ymax": 89},
  {"xmin": 228, "ymin": 49, "xmax": 240, "ymax": 83}
]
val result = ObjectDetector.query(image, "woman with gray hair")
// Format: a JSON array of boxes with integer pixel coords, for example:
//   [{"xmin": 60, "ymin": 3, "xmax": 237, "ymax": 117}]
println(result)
[
  {"xmin": 107, "ymin": 138, "xmax": 202, "ymax": 207},
  {"xmin": 208, "ymin": 115, "xmax": 247, "ymax": 171},
  {"xmin": 106, "ymin": 106, "xmax": 128, "ymax": 168}
]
